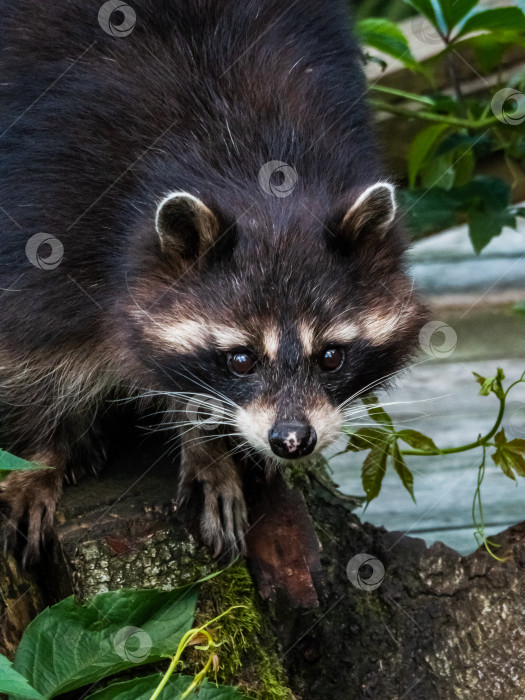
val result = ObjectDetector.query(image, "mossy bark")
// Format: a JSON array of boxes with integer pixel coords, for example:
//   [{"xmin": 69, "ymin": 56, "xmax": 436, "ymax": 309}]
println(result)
[{"xmin": 1, "ymin": 435, "xmax": 525, "ymax": 699}]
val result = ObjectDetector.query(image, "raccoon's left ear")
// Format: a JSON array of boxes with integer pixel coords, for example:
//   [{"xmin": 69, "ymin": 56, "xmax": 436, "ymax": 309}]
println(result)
[
  {"xmin": 155, "ymin": 192, "xmax": 220, "ymax": 265},
  {"xmin": 342, "ymin": 182, "xmax": 397, "ymax": 239}
]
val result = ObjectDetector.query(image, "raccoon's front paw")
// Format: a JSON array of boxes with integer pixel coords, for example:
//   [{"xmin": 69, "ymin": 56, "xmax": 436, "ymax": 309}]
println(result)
[
  {"xmin": 200, "ymin": 481, "xmax": 248, "ymax": 561},
  {"xmin": 0, "ymin": 467, "xmax": 62, "ymax": 566},
  {"xmin": 178, "ymin": 431, "xmax": 248, "ymax": 560}
]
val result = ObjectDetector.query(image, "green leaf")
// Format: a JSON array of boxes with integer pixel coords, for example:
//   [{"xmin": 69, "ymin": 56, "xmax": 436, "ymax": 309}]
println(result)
[
  {"xmin": 401, "ymin": 176, "xmax": 513, "ymax": 246},
  {"xmin": 435, "ymin": 131, "xmax": 490, "ymax": 158},
  {"xmin": 404, "ymin": 0, "xmax": 440, "ymax": 28},
  {"xmin": 86, "ymin": 674, "xmax": 247, "ymax": 700},
  {"xmin": 356, "ymin": 18, "xmax": 419, "ymax": 69},
  {"xmin": 458, "ymin": 7, "xmax": 525, "ymax": 37},
  {"xmin": 492, "ymin": 429, "xmax": 525, "ymax": 480},
  {"xmin": 13, "ymin": 587, "xmax": 200, "ymax": 699},
  {"xmin": 508, "ymin": 439, "xmax": 525, "ymax": 456},
  {"xmin": 397, "ymin": 430, "xmax": 439, "ymax": 453},
  {"xmin": 0, "ymin": 655, "xmax": 45, "ymax": 700},
  {"xmin": 468, "ymin": 207, "xmax": 516, "ymax": 255},
  {"xmin": 494, "ymin": 428, "xmax": 507, "ymax": 447},
  {"xmin": 420, "ymin": 154, "xmax": 456, "ymax": 191},
  {"xmin": 0, "ymin": 450, "xmax": 47, "ymax": 471},
  {"xmin": 345, "ymin": 428, "xmax": 391, "ymax": 452},
  {"xmin": 441, "ymin": 0, "xmax": 479, "ymax": 32},
  {"xmin": 408, "ymin": 124, "xmax": 450, "ymax": 188},
  {"xmin": 492, "ymin": 448, "xmax": 518, "ymax": 481},
  {"xmin": 493, "ymin": 450, "xmax": 525, "ymax": 479},
  {"xmin": 462, "ymin": 177, "xmax": 511, "ymax": 212},
  {"xmin": 362, "ymin": 439, "xmax": 390, "ymax": 502},
  {"xmin": 473, "ymin": 372, "xmax": 490, "ymax": 395},
  {"xmin": 452, "ymin": 148, "xmax": 475, "ymax": 187},
  {"xmin": 465, "ymin": 32, "xmax": 525, "ymax": 72},
  {"xmin": 362, "ymin": 396, "xmax": 394, "ymax": 429},
  {"xmin": 473, "ymin": 368, "xmax": 505, "ymax": 399},
  {"xmin": 371, "ymin": 84, "xmax": 438, "ymax": 107},
  {"xmin": 392, "ymin": 443, "xmax": 415, "ymax": 502},
  {"xmin": 399, "ymin": 187, "xmax": 458, "ymax": 236},
  {"xmin": 458, "ymin": 177, "xmax": 515, "ymax": 253}
]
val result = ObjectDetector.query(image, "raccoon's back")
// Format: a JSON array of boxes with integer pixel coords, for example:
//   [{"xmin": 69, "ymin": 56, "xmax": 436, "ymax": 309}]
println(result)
[{"xmin": 0, "ymin": 0, "xmax": 379, "ymax": 347}]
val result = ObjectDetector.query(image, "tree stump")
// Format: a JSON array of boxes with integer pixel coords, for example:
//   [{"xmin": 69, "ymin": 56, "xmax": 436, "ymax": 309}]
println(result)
[{"xmin": 1, "ymin": 429, "xmax": 525, "ymax": 699}]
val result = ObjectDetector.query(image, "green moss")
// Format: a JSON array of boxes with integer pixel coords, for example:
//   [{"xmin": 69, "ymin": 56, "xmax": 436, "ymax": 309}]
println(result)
[
  {"xmin": 354, "ymin": 590, "xmax": 388, "ymax": 619},
  {"xmin": 192, "ymin": 564, "xmax": 294, "ymax": 700}
]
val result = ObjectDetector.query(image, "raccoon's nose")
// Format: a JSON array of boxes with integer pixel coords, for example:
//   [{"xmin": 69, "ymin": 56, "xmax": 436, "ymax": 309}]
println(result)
[{"xmin": 268, "ymin": 421, "xmax": 317, "ymax": 459}]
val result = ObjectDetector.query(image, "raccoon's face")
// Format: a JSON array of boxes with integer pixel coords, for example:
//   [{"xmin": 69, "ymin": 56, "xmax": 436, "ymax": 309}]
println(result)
[{"xmin": 129, "ymin": 184, "xmax": 427, "ymax": 462}]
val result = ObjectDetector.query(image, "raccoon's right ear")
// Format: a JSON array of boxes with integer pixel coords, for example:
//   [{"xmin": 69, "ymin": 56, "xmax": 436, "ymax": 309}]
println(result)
[
  {"xmin": 155, "ymin": 192, "xmax": 220, "ymax": 265},
  {"xmin": 340, "ymin": 182, "xmax": 397, "ymax": 240}
]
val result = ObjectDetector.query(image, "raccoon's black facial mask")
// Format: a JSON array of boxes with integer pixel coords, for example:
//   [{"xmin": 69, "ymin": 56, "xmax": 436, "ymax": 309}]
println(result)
[{"xmin": 135, "ymin": 183, "xmax": 427, "ymax": 463}]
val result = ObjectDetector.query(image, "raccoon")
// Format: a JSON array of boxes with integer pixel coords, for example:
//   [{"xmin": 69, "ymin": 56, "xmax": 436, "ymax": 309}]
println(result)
[{"xmin": 0, "ymin": 0, "xmax": 426, "ymax": 564}]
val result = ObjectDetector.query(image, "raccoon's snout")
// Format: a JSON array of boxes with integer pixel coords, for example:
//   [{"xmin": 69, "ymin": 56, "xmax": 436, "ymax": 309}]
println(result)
[{"xmin": 268, "ymin": 421, "xmax": 317, "ymax": 459}]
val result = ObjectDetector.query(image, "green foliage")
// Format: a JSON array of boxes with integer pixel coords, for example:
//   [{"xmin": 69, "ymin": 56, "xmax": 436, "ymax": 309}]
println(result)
[
  {"xmin": 358, "ymin": 0, "xmax": 525, "ymax": 252},
  {"xmin": 1, "ymin": 584, "xmax": 249, "ymax": 700},
  {"xmin": 343, "ymin": 399, "xmax": 417, "ymax": 504},
  {"xmin": 84, "ymin": 675, "xmax": 234, "ymax": 700},
  {"xmin": 13, "ymin": 587, "xmax": 199, "ymax": 697},
  {"xmin": 0, "ymin": 656, "xmax": 44, "ymax": 700},
  {"xmin": 0, "ymin": 449, "xmax": 46, "ymax": 472},
  {"xmin": 337, "ymin": 369, "xmax": 525, "ymax": 555},
  {"xmin": 403, "ymin": 0, "xmax": 439, "ymax": 28},
  {"xmin": 492, "ymin": 430, "xmax": 525, "ymax": 480},
  {"xmin": 361, "ymin": 438, "xmax": 389, "ymax": 502},
  {"xmin": 356, "ymin": 18, "xmax": 422, "ymax": 72},
  {"xmin": 399, "ymin": 176, "xmax": 518, "ymax": 252},
  {"xmin": 474, "ymin": 367, "xmax": 505, "ymax": 399},
  {"xmin": 458, "ymin": 7, "xmax": 525, "ymax": 37},
  {"xmin": 354, "ymin": 0, "xmax": 415, "ymax": 23},
  {"xmin": 408, "ymin": 123, "xmax": 451, "ymax": 187}
]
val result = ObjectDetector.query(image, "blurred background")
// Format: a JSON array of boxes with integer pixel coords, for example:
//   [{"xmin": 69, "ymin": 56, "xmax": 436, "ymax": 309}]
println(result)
[{"xmin": 330, "ymin": 0, "xmax": 525, "ymax": 554}]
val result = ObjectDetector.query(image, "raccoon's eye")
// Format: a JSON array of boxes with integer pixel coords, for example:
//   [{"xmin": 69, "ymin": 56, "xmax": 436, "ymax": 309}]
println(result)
[
  {"xmin": 227, "ymin": 350, "xmax": 257, "ymax": 376},
  {"xmin": 319, "ymin": 347, "xmax": 345, "ymax": 372}
]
